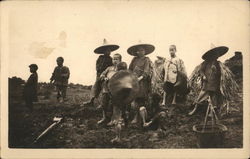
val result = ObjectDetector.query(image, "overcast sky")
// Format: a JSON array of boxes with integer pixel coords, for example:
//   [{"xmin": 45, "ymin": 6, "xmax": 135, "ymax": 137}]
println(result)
[{"xmin": 6, "ymin": 0, "xmax": 249, "ymax": 85}]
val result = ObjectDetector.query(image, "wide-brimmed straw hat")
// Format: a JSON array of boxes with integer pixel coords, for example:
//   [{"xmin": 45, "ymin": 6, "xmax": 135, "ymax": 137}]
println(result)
[
  {"xmin": 202, "ymin": 46, "xmax": 229, "ymax": 60},
  {"xmin": 108, "ymin": 70, "xmax": 139, "ymax": 106},
  {"xmin": 127, "ymin": 42, "xmax": 155, "ymax": 56},
  {"xmin": 94, "ymin": 38, "xmax": 119, "ymax": 54}
]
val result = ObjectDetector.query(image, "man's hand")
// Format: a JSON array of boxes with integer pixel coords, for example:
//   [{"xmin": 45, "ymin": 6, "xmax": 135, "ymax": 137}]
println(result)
[
  {"xmin": 138, "ymin": 76, "xmax": 143, "ymax": 81},
  {"xmin": 100, "ymin": 75, "xmax": 109, "ymax": 81},
  {"xmin": 104, "ymin": 77, "xmax": 109, "ymax": 81},
  {"xmin": 100, "ymin": 75, "xmax": 105, "ymax": 80}
]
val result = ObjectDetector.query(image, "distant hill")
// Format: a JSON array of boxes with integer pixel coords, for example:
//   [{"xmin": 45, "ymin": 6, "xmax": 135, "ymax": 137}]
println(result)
[{"xmin": 8, "ymin": 76, "xmax": 92, "ymax": 92}]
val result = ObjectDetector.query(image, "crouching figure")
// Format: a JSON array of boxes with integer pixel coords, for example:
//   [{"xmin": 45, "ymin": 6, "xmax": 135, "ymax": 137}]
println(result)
[{"xmin": 139, "ymin": 93, "xmax": 168, "ymax": 131}]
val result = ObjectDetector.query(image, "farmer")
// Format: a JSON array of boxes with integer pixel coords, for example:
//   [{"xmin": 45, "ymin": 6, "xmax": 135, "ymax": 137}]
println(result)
[
  {"xmin": 84, "ymin": 39, "xmax": 119, "ymax": 106},
  {"xmin": 97, "ymin": 53, "xmax": 124, "ymax": 125},
  {"xmin": 108, "ymin": 68, "xmax": 140, "ymax": 143},
  {"xmin": 106, "ymin": 62, "xmax": 129, "ymax": 142},
  {"xmin": 139, "ymin": 93, "xmax": 167, "ymax": 130},
  {"xmin": 162, "ymin": 45, "xmax": 187, "ymax": 106},
  {"xmin": 188, "ymin": 46, "xmax": 229, "ymax": 116},
  {"xmin": 151, "ymin": 56, "xmax": 165, "ymax": 96},
  {"xmin": 23, "ymin": 64, "xmax": 38, "ymax": 111},
  {"xmin": 128, "ymin": 42, "xmax": 154, "ymax": 124},
  {"xmin": 50, "ymin": 57, "xmax": 70, "ymax": 103}
]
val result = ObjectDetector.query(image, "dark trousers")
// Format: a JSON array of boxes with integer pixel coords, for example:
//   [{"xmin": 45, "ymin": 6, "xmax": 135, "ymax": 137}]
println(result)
[
  {"xmin": 102, "ymin": 93, "xmax": 113, "ymax": 120},
  {"xmin": 24, "ymin": 98, "xmax": 33, "ymax": 111},
  {"xmin": 56, "ymin": 85, "xmax": 67, "ymax": 100},
  {"xmin": 90, "ymin": 78, "xmax": 103, "ymax": 99}
]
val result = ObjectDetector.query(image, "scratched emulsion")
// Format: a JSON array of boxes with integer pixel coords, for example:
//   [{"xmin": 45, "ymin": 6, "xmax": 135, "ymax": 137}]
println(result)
[
  {"xmin": 28, "ymin": 31, "xmax": 67, "ymax": 59},
  {"xmin": 28, "ymin": 42, "xmax": 55, "ymax": 59},
  {"xmin": 58, "ymin": 31, "xmax": 67, "ymax": 48}
]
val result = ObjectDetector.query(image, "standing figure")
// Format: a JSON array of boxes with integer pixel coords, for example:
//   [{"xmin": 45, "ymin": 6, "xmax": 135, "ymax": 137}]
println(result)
[
  {"xmin": 97, "ymin": 53, "xmax": 123, "ymax": 124},
  {"xmin": 162, "ymin": 45, "xmax": 187, "ymax": 106},
  {"xmin": 151, "ymin": 56, "xmax": 165, "ymax": 96},
  {"xmin": 84, "ymin": 39, "xmax": 119, "ymax": 106},
  {"xmin": 108, "ymin": 69, "xmax": 140, "ymax": 143},
  {"xmin": 188, "ymin": 46, "xmax": 229, "ymax": 115},
  {"xmin": 50, "ymin": 57, "xmax": 70, "ymax": 103},
  {"xmin": 128, "ymin": 43, "xmax": 154, "ymax": 124},
  {"xmin": 23, "ymin": 64, "xmax": 38, "ymax": 111}
]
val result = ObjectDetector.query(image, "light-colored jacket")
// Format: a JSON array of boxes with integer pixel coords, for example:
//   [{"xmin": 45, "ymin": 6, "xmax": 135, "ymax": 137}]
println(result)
[
  {"xmin": 163, "ymin": 56, "xmax": 186, "ymax": 84},
  {"xmin": 100, "ymin": 65, "xmax": 117, "ymax": 93}
]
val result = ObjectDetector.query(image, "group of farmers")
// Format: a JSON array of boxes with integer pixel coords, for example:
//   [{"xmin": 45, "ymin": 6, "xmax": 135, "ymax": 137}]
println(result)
[{"xmin": 23, "ymin": 38, "xmax": 234, "ymax": 142}]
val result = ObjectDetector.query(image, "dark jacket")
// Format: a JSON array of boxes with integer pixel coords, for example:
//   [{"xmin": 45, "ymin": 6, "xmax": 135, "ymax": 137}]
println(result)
[
  {"xmin": 23, "ymin": 72, "xmax": 38, "ymax": 101},
  {"xmin": 96, "ymin": 55, "xmax": 113, "ymax": 77},
  {"xmin": 200, "ymin": 60, "xmax": 221, "ymax": 92},
  {"xmin": 129, "ymin": 56, "xmax": 152, "ymax": 98},
  {"xmin": 50, "ymin": 66, "xmax": 70, "ymax": 86}
]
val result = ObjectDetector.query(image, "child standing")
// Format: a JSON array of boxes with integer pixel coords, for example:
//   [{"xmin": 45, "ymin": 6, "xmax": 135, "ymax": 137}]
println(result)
[
  {"xmin": 97, "ymin": 53, "xmax": 123, "ymax": 125},
  {"xmin": 23, "ymin": 64, "xmax": 38, "ymax": 111},
  {"xmin": 50, "ymin": 57, "xmax": 70, "ymax": 103}
]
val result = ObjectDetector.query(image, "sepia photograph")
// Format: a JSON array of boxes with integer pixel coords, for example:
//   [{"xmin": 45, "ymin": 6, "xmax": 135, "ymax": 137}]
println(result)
[{"xmin": 1, "ymin": 0, "xmax": 249, "ymax": 158}]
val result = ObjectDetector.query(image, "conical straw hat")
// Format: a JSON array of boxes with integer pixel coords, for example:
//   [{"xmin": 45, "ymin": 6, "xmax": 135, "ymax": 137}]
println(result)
[
  {"xmin": 202, "ymin": 45, "xmax": 229, "ymax": 60},
  {"xmin": 94, "ymin": 38, "xmax": 119, "ymax": 54},
  {"xmin": 127, "ymin": 41, "xmax": 155, "ymax": 56}
]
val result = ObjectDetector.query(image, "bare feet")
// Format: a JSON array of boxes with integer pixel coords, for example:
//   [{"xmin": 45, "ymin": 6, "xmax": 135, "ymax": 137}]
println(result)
[
  {"xmin": 131, "ymin": 118, "xmax": 138, "ymax": 124},
  {"xmin": 188, "ymin": 105, "xmax": 197, "ymax": 116},
  {"xmin": 143, "ymin": 121, "xmax": 152, "ymax": 128},
  {"xmin": 96, "ymin": 105, "xmax": 102, "ymax": 110},
  {"xmin": 111, "ymin": 137, "xmax": 121, "ymax": 143},
  {"xmin": 97, "ymin": 118, "xmax": 106, "ymax": 124},
  {"xmin": 107, "ymin": 120, "xmax": 115, "ymax": 126}
]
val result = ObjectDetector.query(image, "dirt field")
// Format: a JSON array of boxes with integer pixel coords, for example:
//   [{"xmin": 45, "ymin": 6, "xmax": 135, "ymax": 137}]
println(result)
[{"xmin": 8, "ymin": 81, "xmax": 243, "ymax": 148}]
